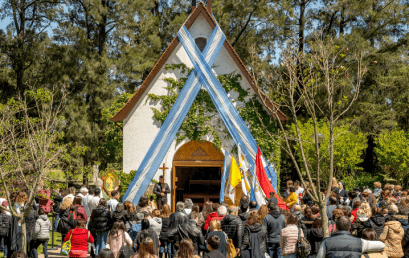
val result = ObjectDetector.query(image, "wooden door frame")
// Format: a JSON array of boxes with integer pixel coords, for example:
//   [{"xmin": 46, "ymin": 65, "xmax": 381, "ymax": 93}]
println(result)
[{"xmin": 171, "ymin": 161, "xmax": 224, "ymax": 212}]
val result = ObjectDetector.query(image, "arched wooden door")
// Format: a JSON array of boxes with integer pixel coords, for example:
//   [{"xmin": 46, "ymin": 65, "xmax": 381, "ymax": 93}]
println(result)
[{"xmin": 172, "ymin": 140, "xmax": 224, "ymax": 211}]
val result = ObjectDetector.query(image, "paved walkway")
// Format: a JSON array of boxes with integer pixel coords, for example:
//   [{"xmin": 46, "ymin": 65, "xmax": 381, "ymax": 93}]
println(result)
[{"xmin": 38, "ymin": 247, "xmax": 91, "ymax": 258}]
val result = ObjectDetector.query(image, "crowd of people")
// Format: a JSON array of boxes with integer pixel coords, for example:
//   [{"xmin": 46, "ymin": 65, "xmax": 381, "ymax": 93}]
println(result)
[{"xmin": 0, "ymin": 178, "xmax": 409, "ymax": 258}]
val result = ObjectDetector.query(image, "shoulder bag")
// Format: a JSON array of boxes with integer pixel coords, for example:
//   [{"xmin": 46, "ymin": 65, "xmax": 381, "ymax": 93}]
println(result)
[
  {"xmin": 119, "ymin": 232, "xmax": 135, "ymax": 258},
  {"xmin": 60, "ymin": 229, "xmax": 74, "ymax": 256},
  {"xmin": 296, "ymin": 228, "xmax": 311, "ymax": 258}
]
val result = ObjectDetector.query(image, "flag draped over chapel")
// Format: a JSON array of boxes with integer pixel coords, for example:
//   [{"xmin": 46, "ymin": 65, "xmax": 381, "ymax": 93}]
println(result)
[{"xmin": 111, "ymin": 1, "xmax": 287, "ymax": 211}]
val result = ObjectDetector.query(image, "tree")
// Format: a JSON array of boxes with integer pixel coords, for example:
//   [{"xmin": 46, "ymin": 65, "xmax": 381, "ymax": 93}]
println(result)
[
  {"xmin": 251, "ymin": 34, "xmax": 367, "ymax": 237},
  {"xmin": 0, "ymin": 86, "xmax": 66, "ymax": 252},
  {"xmin": 374, "ymin": 129, "xmax": 409, "ymax": 186}
]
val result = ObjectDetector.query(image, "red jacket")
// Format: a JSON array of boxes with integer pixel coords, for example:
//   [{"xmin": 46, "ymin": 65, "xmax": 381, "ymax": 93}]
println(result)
[
  {"xmin": 204, "ymin": 212, "xmax": 225, "ymax": 230},
  {"xmin": 64, "ymin": 228, "xmax": 94, "ymax": 253},
  {"xmin": 351, "ymin": 208, "xmax": 359, "ymax": 223}
]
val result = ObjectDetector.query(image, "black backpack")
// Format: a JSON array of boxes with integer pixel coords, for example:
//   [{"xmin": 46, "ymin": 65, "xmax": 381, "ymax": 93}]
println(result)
[
  {"xmin": 296, "ymin": 228, "xmax": 311, "ymax": 258},
  {"xmin": 67, "ymin": 207, "xmax": 79, "ymax": 228}
]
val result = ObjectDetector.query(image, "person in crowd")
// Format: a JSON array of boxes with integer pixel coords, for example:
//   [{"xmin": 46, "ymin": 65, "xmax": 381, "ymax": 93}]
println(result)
[
  {"xmin": 302, "ymin": 183, "xmax": 314, "ymax": 206},
  {"xmin": 316, "ymin": 216, "xmax": 385, "ymax": 258},
  {"xmin": 89, "ymin": 198, "xmax": 112, "ymax": 255},
  {"xmin": 191, "ymin": 204, "xmax": 205, "ymax": 228},
  {"xmin": 10, "ymin": 251, "xmax": 28, "ymax": 258},
  {"xmin": 64, "ymin": 220, "xmax": 94, "ymax": 258},
  {"xmin": 248, "ymin": 201, "xmax": 258, "ymax": 213},
  {"xmin": 328, "ymin": 208, "xmax": 344, "ymax": 233},
  {"xmin": 327, "ymin": 197, "xmax": 338, "ymax": 220},
  {"xmin": 238, "ymin": 196, "xmax": 250, "ymax": 228},
  {"xmin": 292, "ymin": 205, "xmax": 303, "ymax": 222},
  {"xmin": 284, "ymin": 181, "xmax": 293, "ymax": 198},
  {"xmin": 112, "ymin": 203, "xmax": 127, "ymax": 224},
  {"xmin": 63, "ymin": 187, "xmax": 76, "ymax": 202},
  {"xmin": 107, "ymin": 190, "xmax": 119, "ymax": 213},
  {"xmin": 57, "ymin": 196, "xmax": 73, "ymax": 245},
  {"xmin": 306, "ymin": 217, "xmax": 324, "ymax": 258},
  {"xmin": 85, "ymin": 189, "xmax": 95, "ymax": 217},
  {"xmin": 77, "ymin": 186, "xmax": 90, "ymax": 218},
  {"xmin": 396, "ymin": 200, "xmax": 409, "ymax": 231},
  {"xmin": 364, "ymin": 207, "xmax": 385, "ymax": 239},
  {"xmin": 106, "ymin": 221, "xmax": 133, "ymax": 258},
  {"xmin": 97, "ymin": 249, "xmax": 115, "ymax": 258},
  {"xmin": 204, "ymin": 205, "xmax": 226, "ymax": 231},
  {"xmin": 221, "ymin": 206, "xmax": 243, "ymax": 254},
  {"xmin": 132, "ymin": 237, "xmax": 158, "ymax": 258},
  {"xmin": 351, "ymin": 201, "xmax": 362, "ymax": 223},
  {"xmin": 300, "ymin": 206, "xmax": 315, "ymax": 233},
  {"xmin": 169, "ymin": 202, "xmax": 189, "ymax": 229},
  {"xmin": 30, "ymin": 208, "xmax": 52, "ymax": 258},
  {"xmin": 129, "ymin": 213, "xmax": 144, "ymax": 242},
  {"xmin": 135, "ymin": 220, "xmax": 159, "ymax": 256},
  {"xmin": 124, "ymin": 201, "xmax": 136, "ymax": 221},
  {"xmin": 379, "ymin": 217, "xmax": 405, "ymax": 258},
  {"xmin": 142, "ymin": 211, "xmax": 162, "ymax": 238},
  {"xmin": 159, "ymin": 204, "xmax": 172, "ymax": 258},
  {"xmin": 207, "ymin": 220, "xmax": 227, "ymax": 257},
  {"xmin": 380, "ymin": 190, "xmax": 390, "ymax": 204},
  {"xmin": 0, "ymin": 201, "xmax": 10, "ymax": 257},
  {"xmin": 203, "ymin": 235, "xmax": 224, "ymax": 258},
  {"xmin": 258, "ymin": 205, "xmax": 269, "ymax": 222},
  {"xmin": 284, "ymin": 186, "xmax": 298, "ymax": 209},
  {"xmin": 294, "ymin": 180, "xmax": 304, "ymax": 204},
  {"xmin": 338, "ymin": 182, "xmax": 349, "ymax": 205},
  {"xmin": 176, "ymin": 238, "xmax": 200, "ymax": 258},
  {"xmin": 361, "ymin": 229, "xmax": 388, "ymax": 258},
  {"xmin": 14, "ymin": 192, "xmax": 27, "ymax": 214},
  {"xmin": 280, "ymin": 213, "xmax": 303, "ymax": 258},
  {"xmin": 38, "ymin": 187, "xmax": 54, "ymax": 214},
  {"xmin": 136, "ymin": 195, "xmax": 153, "ymax": 214},
  {"xmin": 263, "ymin": 202, "xmax": 286, "ymax": 258},
  {"xmin": 269, "ymin": 192, "xmax": 278, "ymax": 206},
  {"xmin": 52, "ymin": 186, "xmax": 63, "ymax": 231},
  {"xmin": 352, "ymin": 209, "xmax": 369, "ymax": 238},
  {"xmin": 184, "ymin": 199, "xmax": 193, "ymax": 215},
  {"xmin": 241, "ymin": 212, "xmax": 268, "ymax": 257},
  {"xmin": 88, "ymin": 188, "xmax": 102, "ymax": 214},
  {"xmin": 167, "ymin": 212, "xmax": 204, "ymax": 256},
  {"xmin": 72, "ymin": 196, "xmax": 88, "ymax": 222},
  {"xmin": 153, "ymin": 176, "xmax": 170, "ymax": 210},
  {"xmin": 202, "ymin": 202, "xmax": 214, "ymax": 224},
  {"xmin": 373, "ymin": 182, "xmax": 382, "ymax": 199}
]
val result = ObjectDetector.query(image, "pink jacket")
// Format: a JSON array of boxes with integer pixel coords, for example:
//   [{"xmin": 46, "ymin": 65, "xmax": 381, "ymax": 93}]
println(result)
[
  {"xmin": 280, "ymin": 224, "xmax": 303, "ymax": 255},
  {"xmin": 38, "ymin": 190, "xmax": 54, "ymax": 213}
]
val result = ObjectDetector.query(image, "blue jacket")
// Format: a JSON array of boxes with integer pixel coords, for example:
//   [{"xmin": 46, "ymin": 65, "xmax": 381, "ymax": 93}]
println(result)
[{"xmin": 129, "ymin": 222, "xmax": 142, "ymax": 241}]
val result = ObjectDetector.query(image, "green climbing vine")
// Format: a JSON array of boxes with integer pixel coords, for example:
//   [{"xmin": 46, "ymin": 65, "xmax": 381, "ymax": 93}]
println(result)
[{"xmin": 147, "ymin": 64, "xmax": 280, "ymax": 175}]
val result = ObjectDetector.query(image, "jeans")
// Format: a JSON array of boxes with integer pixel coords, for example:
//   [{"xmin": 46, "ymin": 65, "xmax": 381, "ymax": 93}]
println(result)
[
  {"xmin": 268, "ymin": 243, "xmax": 283, "ymax": 258},
  {"xmin": 159, "ymin": 241, "xmax": 172, "ymax": 258},
  {"xmin": 53, "ymin": 213, "xmax": 60, "ymax": 231},
  {"xmin": 0, "ymin": 236, "xmax": 8, "ymax": 257},
  {"xmin": 95, "ymin": 232, "xmax": 108, "ymax": 255},
  {"xmin": 30, "ymin": 239, "xmax": 49, "ymax": 258}
]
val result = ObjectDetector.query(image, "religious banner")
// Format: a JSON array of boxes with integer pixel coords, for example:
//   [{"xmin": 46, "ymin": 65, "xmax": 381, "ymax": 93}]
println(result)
[{"xmin": 101, "ymin": 169, "xmax": 120, "ymax": 197}]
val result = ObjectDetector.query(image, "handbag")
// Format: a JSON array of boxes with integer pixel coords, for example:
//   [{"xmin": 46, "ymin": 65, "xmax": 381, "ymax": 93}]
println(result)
[
  {"xmin": 61, "ymin": 229, "xmax": 74, "ymax": 256},
  {"xmin": 296, "ymin": 228, "xmax": 311, "ymax": 258},
  {"xmin": 226, "ymin": 239, "xmax": 237, "ymax": 258},
  {"xmin": 119, "ymin": 232, "xmax": 135, "ymax": 258}
]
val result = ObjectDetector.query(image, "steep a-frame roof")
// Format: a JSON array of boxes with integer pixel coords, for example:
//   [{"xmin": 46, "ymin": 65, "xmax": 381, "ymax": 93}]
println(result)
[{"xmin": 111, "ymin": 2, "xmax": 287, "ymax": 122}]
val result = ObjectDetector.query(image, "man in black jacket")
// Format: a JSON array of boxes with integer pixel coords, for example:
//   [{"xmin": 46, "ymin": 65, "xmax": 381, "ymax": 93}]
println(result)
[
  {"xmin": 169, "ymin": 202, "xmax": 188, "ymax": 229},
  {"xmin": 153, "ymin": 176, "xmax": 170, "ymax": 210},
  {"xmin": 238, "ymin": 196, "xmax": 250, "ymax": 228},
  {"xmin": 167, "ymin": 212, "xmax": 205, "ymax": 255},
  {"xmin": 221, "ymin": 206, "xmax": 243, "ymax": 254},
  {"xmin": 263, "ymin": 203, "xmax": 286, "ymax": 258},
  {"xmin": 316, "ymin": 216, "xmax": 385, "ymax": 258}
]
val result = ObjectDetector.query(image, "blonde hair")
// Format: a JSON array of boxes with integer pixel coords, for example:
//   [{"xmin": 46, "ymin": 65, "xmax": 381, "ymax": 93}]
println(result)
[
  {"xmin": 389, "ymin": 205, "xmax": 399, "ymax": 214},
  {"xmin": 16, "ymin": 192, "xmax": 28, "ymax": 205},
  {"xmin": 360, "ymin": 202, "xmax": 372, "ymax": 218},
  {"xmin": 60, "ymin": 197, "xmax": 73, "ymax": 210},
  {"xmin": 374, "ymin": 182, "xmax": 381, "ymax": 189},
  {"xmin": 331, "ymin": 177, "xmax": 338, "ymax": 188},
  {"xmin": 209, "ymin": 220, "xmax": 221, "ymax": 232}
]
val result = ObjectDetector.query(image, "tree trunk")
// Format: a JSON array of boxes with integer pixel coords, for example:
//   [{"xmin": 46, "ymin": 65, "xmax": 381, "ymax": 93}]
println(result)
[
  {"xmin": 21, "ymin": 216, "xmax": 27, "ymax": 254},
  {"xmin": 319, "ymin": 200, "xmax": 330, "ymax": 237}
]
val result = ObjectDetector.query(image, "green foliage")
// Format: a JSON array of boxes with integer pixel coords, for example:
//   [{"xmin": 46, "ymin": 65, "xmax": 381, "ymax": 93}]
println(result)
[
  {"xmin": 288, "ymin": 119, "xmax": 367, "ymax": 180},
  {"xmin": 340, "ymin": 172, "xmax": 385, "ymax": 192},
  {"xmin": 119, "ymin": 170, "xmax": 137, "ymax": 200},
  {"xmin": 374, "ymin": 130, "xmax": 409, "ymax": 186}
]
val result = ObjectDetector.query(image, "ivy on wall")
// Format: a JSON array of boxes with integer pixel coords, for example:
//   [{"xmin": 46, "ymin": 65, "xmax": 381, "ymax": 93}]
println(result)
[{"xmin": 147, "ymin": 64, "xmax": 281, "ymax": 178}]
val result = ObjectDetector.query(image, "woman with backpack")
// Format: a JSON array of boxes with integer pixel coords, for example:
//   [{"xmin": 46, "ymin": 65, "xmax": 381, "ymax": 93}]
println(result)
[
  {"xmin": 64, "ymin": 220, "xmax": 94, "ymax": 258},
  {"xmin": 90, "ymin": 199, "xmax": 112, "ymax": 255},
  {"xmin": 241, "ymin": 212, "xmax": 268, "ymax": 258},
  {"xmin": 57, "ymin": 197, "xmax": 73, "ymax": 246},
  {"xmin": 30, "ymin": 208, "xmax": 52, "ymax": 258},
  {"xmin": 135, "ymin": 220, "xmax": 159, "ymax": 256},
  {"xmin": 73, "ymin": 196, "xmax": 87, "ymax": 222},
  {"xmin": 106, "ymin": 221, "xmax": 133, "ymax": 258}
]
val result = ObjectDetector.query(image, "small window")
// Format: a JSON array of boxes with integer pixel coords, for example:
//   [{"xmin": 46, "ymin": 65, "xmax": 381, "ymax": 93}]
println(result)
[{"xmin": 195, "ymin": 37, "xmax": 207, "ymax": 52}]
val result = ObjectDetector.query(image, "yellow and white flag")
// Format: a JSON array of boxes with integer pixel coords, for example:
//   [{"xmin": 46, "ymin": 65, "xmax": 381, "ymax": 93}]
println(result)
[
  {"xmin": 238, "ymin": 144, "xmax": 250, "ymax": 172},
  {"xmin": 228, "ymin": 157, "xmax": 241, "ymax": 204},
  {"xmin": 241, "ymin": 171, "xmax": 251, "ymax": 196}
]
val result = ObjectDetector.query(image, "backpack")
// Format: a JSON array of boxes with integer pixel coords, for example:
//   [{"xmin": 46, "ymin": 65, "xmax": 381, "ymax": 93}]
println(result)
[
  {"xmin": 296, "ymin": 228, "xmax": 311, "ymax": 258},
  {"xmin": 67, "ymin": 207, "xmax": 78, "ymax": 228}
]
